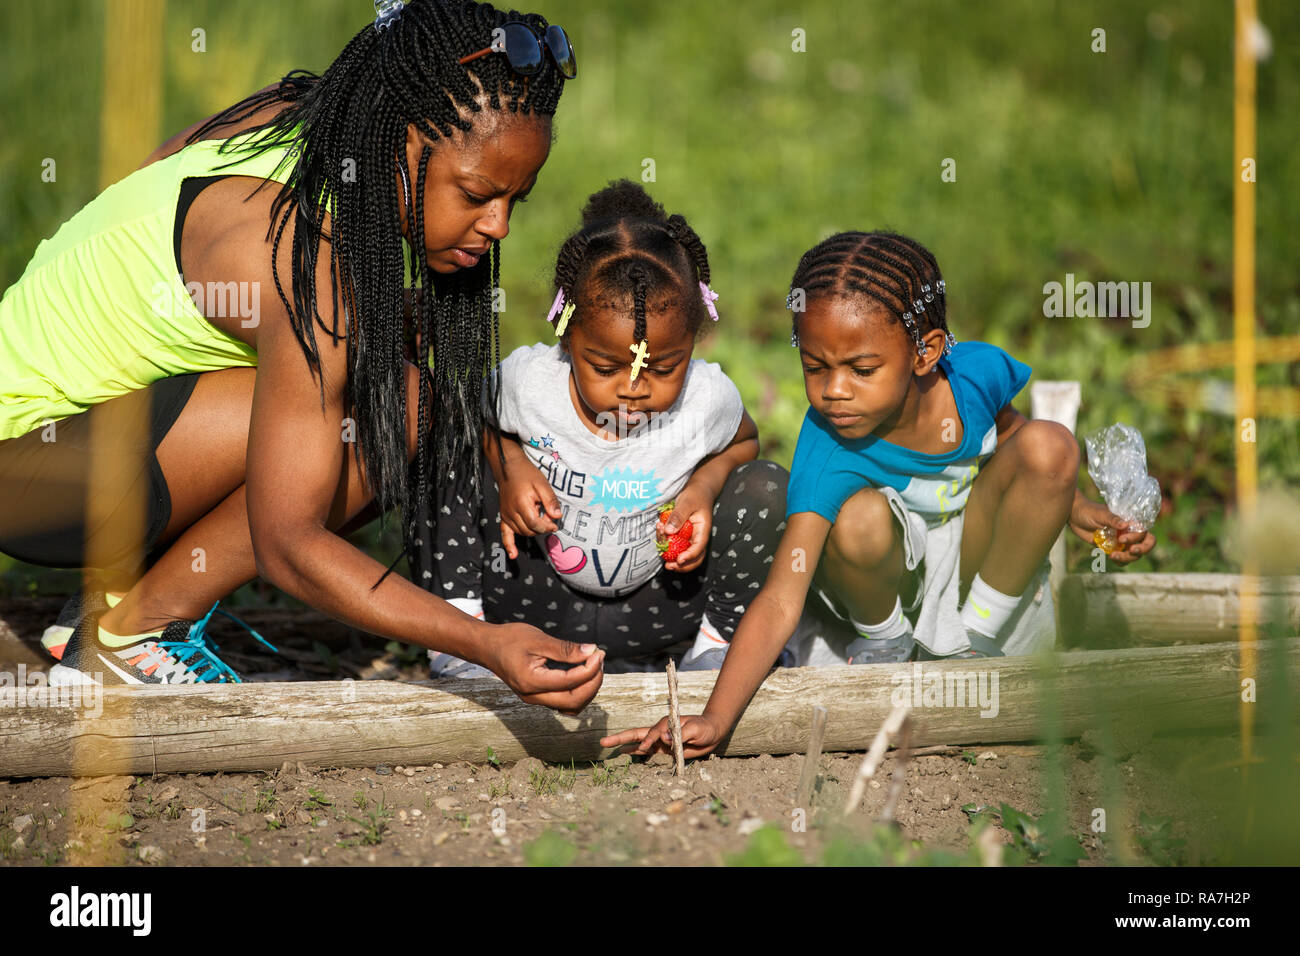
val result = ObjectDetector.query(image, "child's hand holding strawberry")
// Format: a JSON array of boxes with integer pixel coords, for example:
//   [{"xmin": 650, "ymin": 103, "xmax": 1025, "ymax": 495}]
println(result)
[{"xmin": 656, "ymin": 485, "xmax": 712, "ymax": 573}]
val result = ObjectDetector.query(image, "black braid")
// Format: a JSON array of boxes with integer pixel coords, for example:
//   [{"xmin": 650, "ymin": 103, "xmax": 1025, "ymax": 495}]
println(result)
[
  {"xmin": 788, "ymin": 230, "xmax": 952, "ymax": 353},
  {"xmin": 178, "ymin": 0, "xmax": 569, "ymax": 591},
  {"xmin": 547, "ymin": 181, "xmax": 714, "ymax": 349}
]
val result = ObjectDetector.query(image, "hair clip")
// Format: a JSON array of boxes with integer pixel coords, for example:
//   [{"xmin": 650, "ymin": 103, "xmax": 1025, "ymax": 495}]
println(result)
[
  {"xmin": 629, "ymin": 340, "xmax": 650, "ymax": 382},
  {"xmin": 936, "ymin": 279, "xmax": 946, "ymax": 295},
  {"xmin": 374, "ymin": 0, "xmax": 403, "ymax": 31},
  {"xmin": 790, "ymin": 328, "xmax": 800, "ymax": 348},
  {"xmin": 699, "ymin": 281, "xmax": 720, "ymax": 321},
  {"xmin": 912, "ymin": 298, "xmax": 926, "ymax": 314},
  {"xmin": 546, "ymin": 288, "xmax": 566, "ymax": 324},
  {"xmin": 901, "ymin": 311, "xmax": 926, "ymax": 357},
  {"xmin": 922, "ymin": 283, "xmax": 933, "ymax": 303},
  {"xmin": 555, "ymin": 301, "xmax": 575, "ymax": 337}
]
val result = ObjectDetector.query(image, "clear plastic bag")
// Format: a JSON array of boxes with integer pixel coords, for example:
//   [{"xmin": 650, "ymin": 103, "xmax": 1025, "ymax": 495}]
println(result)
[{"xmin": 1084, "ymin": 423, "xmax": 1162, "ymax": 553}]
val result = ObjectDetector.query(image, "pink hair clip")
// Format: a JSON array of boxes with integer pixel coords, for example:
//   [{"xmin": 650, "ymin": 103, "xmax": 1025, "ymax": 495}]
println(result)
[
  {"xmin": 546, "ymin": 288, "xmax": 566, "ymax": 324},
  {"xmin": 699, "ymin": 281, "xmax": 719, "ymax": 321}
]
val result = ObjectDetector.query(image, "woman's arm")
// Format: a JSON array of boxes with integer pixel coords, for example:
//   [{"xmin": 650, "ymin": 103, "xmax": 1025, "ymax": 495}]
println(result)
[
  {"xmin": 224, "ymin": 199, "xmax": 602, "ymax": 711},
  {"xmin": 600, "ymin": 510, "xmax": 832, "ymax": 757}
]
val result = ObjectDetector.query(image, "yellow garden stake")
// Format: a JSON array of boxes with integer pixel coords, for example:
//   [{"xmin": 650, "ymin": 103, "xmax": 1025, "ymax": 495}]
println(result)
[{"xmin": 1233, "ymin": 0, "xmax": 1258, "ymax": 792}]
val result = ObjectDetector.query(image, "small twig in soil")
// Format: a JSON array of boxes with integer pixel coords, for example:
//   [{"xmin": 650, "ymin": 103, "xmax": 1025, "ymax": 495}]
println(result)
[
  {"xmin": 794, "ymin": 704, "xmax": 829, "ymax": 808},
  {"xmin": 909, "ymin": 744, "xmax": 961, "ymax": 757},
  {"xmin": 666, "ymin": 660, "xmax": 684, "ymax": 776},
  {"xmin": 879, "ymin": 714, "xmax": 913, "ymax": 823},
  {"xmin": 844, "ymin": 704, "xmax": 910, "ymax": 813}
]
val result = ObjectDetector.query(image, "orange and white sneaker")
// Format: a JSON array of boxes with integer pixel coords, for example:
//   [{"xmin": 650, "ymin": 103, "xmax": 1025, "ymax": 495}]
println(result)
[
  {"xmin": 40, "ymin": 588, "xmax": 116, "ymax": 661},
  {"xmin": 49, "ymin": 601, "xmax": 276, "ymax": 686}
]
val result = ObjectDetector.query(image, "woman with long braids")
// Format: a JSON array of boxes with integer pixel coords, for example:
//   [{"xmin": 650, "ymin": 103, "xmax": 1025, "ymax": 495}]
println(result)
[{"xmin": 0, "ymin": 0, "xmax": 605, "ymax": 710}]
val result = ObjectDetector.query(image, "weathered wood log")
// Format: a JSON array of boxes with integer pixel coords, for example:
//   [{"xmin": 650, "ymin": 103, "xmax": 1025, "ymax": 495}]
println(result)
[
  {"xmin": 1058, "ymin": 573, "xmax": 1300, "ymax": 647},
  {"xmin": 2, "ymin": 640, "xmax": 1295, "ymax": 778}
]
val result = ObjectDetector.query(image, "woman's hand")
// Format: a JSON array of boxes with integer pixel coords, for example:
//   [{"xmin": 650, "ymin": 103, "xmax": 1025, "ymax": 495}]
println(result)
[
  {"xmin": 599, "ymin": 713, "xmax": 725, "ymax": 760},
  {"xmin": 658, "ymin": 484, "xmax": 713, "ymax": 573},
  {"xmin": 1068, "ymin": 495, "xmax": 1156, "ymax": 565},
  {"xmin": 496, "ymin": 450, "xmax": 563, "ymax": 560},
  {"xmin": 481, "ymin": 622, "xmax": 605, "ymax": 715}
]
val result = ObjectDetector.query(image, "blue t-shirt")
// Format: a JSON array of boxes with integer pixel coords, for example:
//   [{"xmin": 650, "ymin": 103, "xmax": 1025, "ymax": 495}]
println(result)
[{"xmin": 786, "ymin": 341, "xmax": 1032, "ymax": 528}]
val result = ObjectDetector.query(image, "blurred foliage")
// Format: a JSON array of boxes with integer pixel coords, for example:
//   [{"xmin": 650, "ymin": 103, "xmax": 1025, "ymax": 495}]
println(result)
[{"xmin": 2, "ymin": 0, "xmax": 1298, "ymax": 598}]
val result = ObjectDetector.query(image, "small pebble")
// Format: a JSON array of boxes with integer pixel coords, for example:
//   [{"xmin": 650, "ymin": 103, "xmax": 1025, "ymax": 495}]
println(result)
[
  {"xmin": 435, "ymin": 796, "xmax": 460, "ymax": 812},
  {"xmin": 477, "ymin": 793, "xmax": 490, "ymax": 803},
  {"xmin": 375, "ymin": 765, "xmax": 393, "ymax": 776},
  {"xmin": 645, "ymin": 813, "xmax": 669, "ymax": 827},
  {"xmin": 432, "ymin": 831, "xmax": 450, "ymax": 846},
  {"xmin": 666, "ymin": 800, "xmax": 686, "ymax": 815},
  {"xmin": 411, "ymin": 809, "xmax": 422, "ymax": 818},
  {"xmin": 137, "ymin": 845, "xmax": 165, "ymax": 864},
  {"xmin": 423, "ymin": 776, "xmax": 437, "ymax": 784},
  {"xmin": 669, "ymin": 789, "xmax": 689, "ymax": 801},
  {"xmin": 431, "ymin": 763, "xmax": 444, "ymax": 770},
  {"xmin": 403, "ymin": 768, "xmax": 416, "ymax": 777},
  {"xmin": 737, "ymin": 817, "xmax": 763, "ymax": 836},
  {"xmin": 11, "ymin": 814, "xmax": 33, "ymax": 833}
]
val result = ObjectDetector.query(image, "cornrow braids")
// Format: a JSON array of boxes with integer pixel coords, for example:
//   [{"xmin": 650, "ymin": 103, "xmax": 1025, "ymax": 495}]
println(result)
[
  {"xmin": 179, "ymin": 0, "xmax": 569, "ymax": 591},
  {"xmin": 547, "ymin": 180, "xmax": 713, "ymax": 346},
  {"xmin": 787, "ymin": 231, "xmax": 956, "ymax": 359}
]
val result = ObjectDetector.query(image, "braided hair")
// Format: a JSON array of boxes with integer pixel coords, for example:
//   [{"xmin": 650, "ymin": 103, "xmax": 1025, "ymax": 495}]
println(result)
[
  {"xmin": 180, "ymin": 0, "xmax": 569, "ymax": 589},
  {"xmin": 787, "ymin": 231, "xmax": 956, "ymax": 359},
  {"xmin": 550, "ymin": 180, "xmax": 713, "ymax": 347}
]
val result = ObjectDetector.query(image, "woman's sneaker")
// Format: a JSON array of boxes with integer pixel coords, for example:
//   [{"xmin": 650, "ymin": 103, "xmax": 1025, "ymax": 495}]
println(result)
[
  {"xmin": 49, "ymin": 601, "xmax": 277, "ymax": 686},
  {"xmin": 41, "ymin": 587, "xmax": 114, "ymax": 661}
]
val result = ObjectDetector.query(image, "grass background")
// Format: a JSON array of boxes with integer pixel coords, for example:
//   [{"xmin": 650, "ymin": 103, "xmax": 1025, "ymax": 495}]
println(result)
[{"xmin": 1, "ymin": 0, "xmax": 1298, "ymax": 600}]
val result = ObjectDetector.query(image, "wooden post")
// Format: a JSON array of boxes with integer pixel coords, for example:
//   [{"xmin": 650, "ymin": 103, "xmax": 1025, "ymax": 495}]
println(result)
[
  {"xmin": 1030, "ymin": 380, "xmax": 1082, "ymax": 644},
  {"xmin": 794, "ymin": 704, "xmax": 828, "ymax": 807},
  {"xmin": 4, "ymin": 640, "xmax": 1291, "ymax": 778}
]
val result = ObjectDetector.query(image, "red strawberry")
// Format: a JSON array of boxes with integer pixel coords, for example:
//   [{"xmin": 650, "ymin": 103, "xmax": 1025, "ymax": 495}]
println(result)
[{"xmin": 656, "ymin": 504, "xmax": 693, "ymax": 562}]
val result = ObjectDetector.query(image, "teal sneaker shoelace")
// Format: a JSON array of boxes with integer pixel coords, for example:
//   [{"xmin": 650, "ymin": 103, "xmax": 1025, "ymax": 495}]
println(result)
[{"xmin": 156, "ymin": 601, "xmax": 279, "ymax": 684}]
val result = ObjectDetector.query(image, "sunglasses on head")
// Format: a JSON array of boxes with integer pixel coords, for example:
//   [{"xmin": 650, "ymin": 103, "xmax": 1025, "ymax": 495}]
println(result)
[{"xmin": 458, "ymin": 21, "xmax": 577, "ymax": 79}]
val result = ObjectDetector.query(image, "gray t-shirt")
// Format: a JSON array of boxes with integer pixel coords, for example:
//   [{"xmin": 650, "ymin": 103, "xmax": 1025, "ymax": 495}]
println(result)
[{"xmin": 491, "ymin": 343, "xmax": 745, "ymax": 598}]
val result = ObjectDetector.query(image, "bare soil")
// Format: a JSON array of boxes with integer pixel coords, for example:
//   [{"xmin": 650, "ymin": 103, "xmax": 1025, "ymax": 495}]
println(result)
[{"xmin": 0, "ymin": 597, "xmax": 1245, "ymax": 867}]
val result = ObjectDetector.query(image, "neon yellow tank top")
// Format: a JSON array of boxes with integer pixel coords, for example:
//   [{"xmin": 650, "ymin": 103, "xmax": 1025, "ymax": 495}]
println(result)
[{"xmin": 0, "ymin": 129, "xmax": 301, "ymax": 440}]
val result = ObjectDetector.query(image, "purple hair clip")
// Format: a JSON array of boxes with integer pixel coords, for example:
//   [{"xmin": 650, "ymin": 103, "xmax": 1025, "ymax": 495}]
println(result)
[
  {"xmin": 546, "ymin": 288, "xmax": 566, "ymax": 324},
  {"xmin": 699, "ymin": 281, "xmax": 719, "ymax": 321}
]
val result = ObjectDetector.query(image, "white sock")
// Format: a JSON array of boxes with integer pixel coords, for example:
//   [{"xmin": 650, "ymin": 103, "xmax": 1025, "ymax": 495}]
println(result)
[
  {"xmin": 431, "ymin": 596, "xmax": 485, "ymax": 661},
  {"xmin": 961, "ymin": 573, "xmax": 1021, "ymax": 639},
  {"xmin": 850, "ymin": 598, "xmax": 913, "ymax": 642}
]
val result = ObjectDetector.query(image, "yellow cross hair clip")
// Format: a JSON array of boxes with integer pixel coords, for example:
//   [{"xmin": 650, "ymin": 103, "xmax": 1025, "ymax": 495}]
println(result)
[{"xmin": 628, "ymin": 339, "xmax": 650, "ymax": 382}]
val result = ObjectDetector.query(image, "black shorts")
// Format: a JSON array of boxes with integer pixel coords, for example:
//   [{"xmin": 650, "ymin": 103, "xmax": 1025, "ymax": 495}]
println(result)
[{"xmin": 0, "ymin": 373, "xmax": 200, "ymax": 569}]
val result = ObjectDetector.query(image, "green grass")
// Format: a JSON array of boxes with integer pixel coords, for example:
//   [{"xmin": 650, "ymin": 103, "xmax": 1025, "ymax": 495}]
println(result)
[{"xmin": 2, "ymin": 1, "xmax": 1298, "ymax": 597}]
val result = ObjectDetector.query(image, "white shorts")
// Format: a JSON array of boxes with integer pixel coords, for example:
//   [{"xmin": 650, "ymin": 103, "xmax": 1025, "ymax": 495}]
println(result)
[{"xmin": 789, "ymin": 485, "xmax": 1056, "ymax": 663}]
